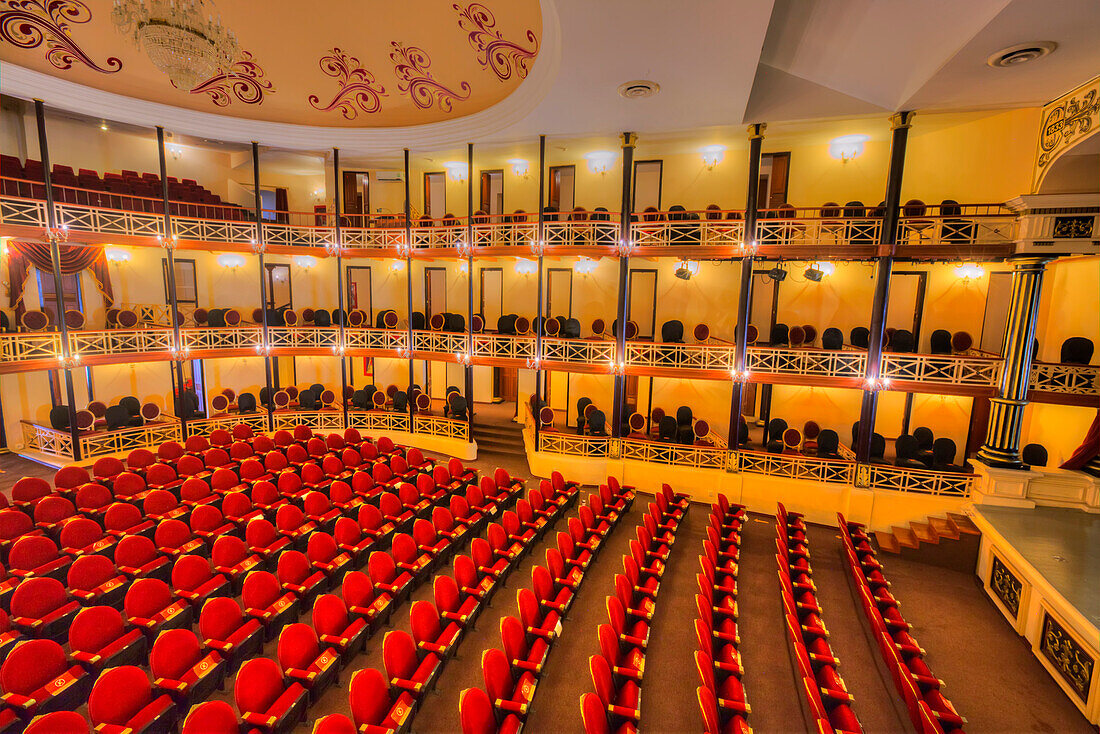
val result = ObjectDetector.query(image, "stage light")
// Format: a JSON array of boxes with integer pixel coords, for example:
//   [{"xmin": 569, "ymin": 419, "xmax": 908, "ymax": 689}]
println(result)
[
  {"xmin": 508, "ymin": 159, "xmax": 529, "ymax": 177},
  {"xmin": 767, "ymin": 266, "xmax": 787, "ymax": 282},
  {"xmin": 584, "ymin": 151, "xmax": 615, "ymax": 174},
  {"xmin": 444, "ymin": 161, "xmax": 468, "ymax": 182},
  {"xmin": 813, "ymin": 261, "xmax": 835, "ymax": 276},
  {"xmin": 104, "ymin": 247, "xmax": 131, "ymax": 263},
  {"xmin": 674, "ymin": 260, "xmax": 700, "ymax": 280},
  {"xmin": 804, "ymin": 267, "xmax": 823, "ymax": 282},
  {"xmin": 828, "ymin": 134, "xmax": 869, "ymax": 162},
  {"xmin": 700, "ymin": 145, "xmax": 726, "ymax": 169},
  {"xmin": 294, "ymin": 256, "xmax": 316, "ymax": 269},
  {"xmin": 218, "ymin": 253, "xmax": 246, "ymax": 269}
]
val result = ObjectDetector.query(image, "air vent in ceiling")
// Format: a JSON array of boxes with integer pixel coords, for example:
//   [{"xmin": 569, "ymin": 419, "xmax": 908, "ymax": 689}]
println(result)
[
  {"xmin": 987, "ymin": 42, "xmax": 1056, "ymax": 68},
  {"xmin": 617, "ymin": 80, "xmax": 660, "ymax": 99}
]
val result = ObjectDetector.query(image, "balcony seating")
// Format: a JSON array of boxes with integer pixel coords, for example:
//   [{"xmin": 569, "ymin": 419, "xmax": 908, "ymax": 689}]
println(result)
[{"xmin": 1060, "ymin": 336, "xmax": 1094, "ymax": 364}]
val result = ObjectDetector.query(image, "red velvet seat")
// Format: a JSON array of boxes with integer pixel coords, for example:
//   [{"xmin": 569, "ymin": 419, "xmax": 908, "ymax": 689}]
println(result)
[
  {"xmin": 368, "ymin": 550, "xmax": 413, "ymax": 605},
  {"xmin": 598, "ymin": 623, "xmax": 643, "ymax": 680},
  {"xmin": 112, "ymin": 471, "xmax": 149, "ymax": 503},
  {"xmin": 277, "ymin": 549, "xmax": 326, "ymax": 606},
  {"xmin": 10, "ymin": 576, "xmax": 77, "ymax": 640},
  {"xmin": 114, "ymin": 534, "xmax": 170, "ymax": 583},
  {"xmin": 310, "ymin": 593, "xmax": 368, "ymax": 669},
  {"xmin": 143, "ymin": 489, "xmax": 187, "ymax": 523},
  {"xmin": 434, "ymin": 573, "xmax": 479, "ymax": 630},
  {"xmin": 303, "ymin": 491, "xmax": 340, "ymax": 533},
  {"xmin": 179, "ymin": 477, "xmax": 217, "ymax": 509},
  {"xmin": 181, "ymin": 700, "xmax": 238, "ymax": 734},
  {"xmin": 333, "ymin": 517, "xmax": 374, "ymax": 566},
  {"xmin": 349, "ymin": 667, "xmax": 415, "ymax": 734},
  {"xmin": 169, "ymin": 556, "xmax": 231, "ymax": 613},
  {"xmin": 150, "ymin": 628, "xmax": 225, "ymax": 709},
  {"xmin": 581, "ymin": 689, "xmax": 637, "ymax": 734},
  {"xmin": 211, "ymin": 535, "xmax": 262, "ymax": 594},
  {"xmin": 246, "ymin": 517, "xmax": 292, "ymax": 561},
  {"xmin": 276, "ymin": 504, "xmax": 318, "ymax": 551},
  {"xmin": 154, "ymin": 518, "xmax": 204, "ymax": 558},
  {"xmin": 252, "ymin": 481, "xmax": 288, "ymax": 516},
  {"xmin": 124, "ymin": 577, "xmax": 193, "ymax": 640},
  {"xmin": 53, "ymin": 467, "xmax": 90, "ymax": 500},
  {"xmin": 67, "ymin": 554, "xmax": 128, "ymax": 607},
  {"xmin": 234, "ymin": 657, "xmax": 308, "ymax": 734},
  {"xmin": 392, "ymin": 532, "xmax": 432, "ymax": 581},
  {"xmin": 145, "ymin": 463, "xmax": 183, "ymax": 494},
  {"xmin": 328, "ymin": 480, "xmax": 363, "ymax": 515},
  {"xmin": 341, "ymin": 570, "xmax": 392, "ymax": 632},
  {"xmin": 399, "ymin": 482, "xmax": 430, "ymax": 516},
  {"xmin": 74, "ymin": 483, "xmax": 114, "ymax": 524},
  {"xmin": 221, "ymin": 491, "xmax": 263, "ymax": 531},
  {"xmin": 410, "ymin": 599, "xmax": 461, "ymax": 660},
  {"xmin": 556, "ymin": 530, "xmax": 591, "ymax": 573},
  {"xmin": 88, "ymin": 664, "xmax": 177, "ymax": 733},
  {"xmin": 32, "ymin": 496, "xmax": 75, "ymax": 540},
  {"xmin": 0, "ymin": 510, "xmax": 40, "ymax": 561},
  {"xmin": 277, "ymin": 623, "xmax": 338, "ymax": 703},
  {"xmin": 361, "ymin": 501, "xmax": 398, "ymax": 542},
  {"xmin": 465, "ymin": 484, "xmax": 498, "ymax": 519},
  {"xmin": 243, "ymin": 570, "xmax": 299, "ymax": 641},
  {"xmin": 482, "ymin": 647, "xmax": 536, "ymax": 721},
  {"xmin": 460, "ymin": 686, "xmax": 522, "ymax": 734},
  {"xmin": 307, "ymin": 531, "xmax": 352, "ymax": 583},
  {"xmin": 500, "ymin": 614, "xmax": 548, "ymax": 678},
  {"xmin": 58, "ymin": 516, "xmax": 113, "ymax": 559},
  {"xmin": 471, "ymin": 536, "xmax": 509, "ymax": 583},
  {"xmin": 590, "ymin": 653, "xmax": 640, "ymax": 725},
  {"xmin": 383, "ymin": 629, "xmax": 441, "ymax": 700},
  {"xmin": 488, "ymin": 523, "xmax": 524, "ymax": 570},
  {"xmin": 11, "ymin": 477, "xmax": 53, "ymax": 513},
  {"xmin": 198, "ymin": 595, "xmax": 263, "ymax": 672},
  {"xmin": 696, "ymin": 685, "xmax": 750, "ymax": 734},
  {"xmin": 8, "ymin": 535, "xmax": 71, "ymax": 583},
  {"xmin": 517, "ymin": 587, "xmax": 560, "ymax": 642},
  {"xmin": 532, "ymin": 564, "xmax": 573, "ymax": 618},
  {"xmin": 0, "ymin": 638, "xmax": 91, "ymax": 727},
  {"xmin": 104, "ymin": 501, "xmax": 155, "ymax": 540},
  {"xmin": 418, "ymin": 473, "xmax": 445, "ymax": 505},
  {"xmin": 190, "ymin": 504, "xmax": 236, "ymax": 549},
  {"xmin": 24, "ymin": 711, "xmax": 91, "ymax": 734}
]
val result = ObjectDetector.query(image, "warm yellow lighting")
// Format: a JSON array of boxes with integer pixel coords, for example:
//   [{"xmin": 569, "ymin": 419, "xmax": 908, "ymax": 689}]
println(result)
[
  {"xmin": 444, "ymin": 161, "xmax": 468, "ymax": 182},
  {"xmin": 701, "ymin": 145, "xmax": 726, "ymax": 169},
  {"xmin": 514, "ymin": 259, "xmax": 537, "ymax": 275},
  {"xmin": 294, "ymin": 256, "xmax": 316, "ymax": 269},
  {"xmin": 217, "ymin": 253, "xmax": 246, "ymax": 269},
  {"xmin": 167, "ymin": 143, "xmax": 184, "ymax": 160},
  {"xmin": 390, "ymin": 259, "xmax": 406, "ymax": 272},
  {"xmin": 104, "ymin": 247, "xmax": 131, "ymax": 263},
  {"xmin": 813, "ymin": 261, "xmax": 835, "ymax": 276},
  {"xmin": 574, "ymin": 257, "xmax": 597, "ymax": 275},
  {"xmin": 507, "ymin": 159, "xmax": 529, "ymax": 177},
  {"xmin": 458, "ymin": 260, "xmax": 469, "ymax": 273},
  {"xmin": 828, "ymin": 134, "xmax": 869, "ymax": 162},
  {"xmin": 674, "ymin": 260, "xmax": 700, "ymax": 280},
  {"xmin": 584, "ymin": 151, "xmax": 615, "ymax": 174},
  {"xmin": 99, "ymin": 123, "xmax": 109, "ymax": 131},
  {"xmin": 954, "ymin": 263, "xmax": 984, "ymax": 281}
]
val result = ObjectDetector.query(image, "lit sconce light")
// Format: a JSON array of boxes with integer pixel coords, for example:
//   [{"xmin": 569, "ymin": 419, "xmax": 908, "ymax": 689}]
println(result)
[
  {"xmin": 444, "ymin": 161, "xmax": 468, "ymax": 182},
  {"xmin": 700, "ymin": 144, "xmax": 726, "ymax": 170},
  {"xmin": 397, "ymin": 347, "xmax": 411, "ymax": 359},
  {"xmin": 170, "ymin": 345, "xmax": 190, "ymax": 360},
  {"xmin": 828, "ymin": 134, "xmax": 869, "ymax": 163},
  {"xmin": 218, "ymin": 253, "xmax": 247, "ymax": 269},
  {"xmin": 104, "ymin": 247, "xmax": 131, "ymax": 263},
  {"xmin": 674, "ymin": 260, "xmax": 700, "ymax": 281},
  {"xmin": 864, "ymin": 376, "xmax": 891, "ymax": 391},
  {"xmin": 155, "ymin": 233, "xmax": 179, "ymax": 249},
  {"xmin": 312, "ymin": 188, "xmax": 324, "ymax": 200},
  {"xmin": 390, "ymin": 259, "xmax": 406, "ymax": 272},
  {"xmin": 584, "ymin": 151, "xmax": 615, "ymax": 174},
  {"xmin": 729, "ymin": 368, "xmax": 751, "ymax": 383},
  {"xmin": 804, "ymin": 261, "xmax": 834, "ymax": 282},
  {"xmin": 454, "ymin": 351, "xmax": 472, "ymax": 366},
  {"xmin": 458, "ymin": 260, "xmax": 469, "ymax": 273},
  {"xmin": 616, "ymin": 239, "xmax": 636, "ymax": 257},
  {"xmin": 954, "ymin": 263, "xmax": 984, "ymax": 282},
  {"xmin": 99, "ymin": 122, "xmax": 108, "ymax": 131},
  {"xmin": 455, "ymin": 240, "xmax": 471, "ymax": 257},
  {"xmin": 514, "ymin": 259, "xmax": 537, "ymax": 275},
  {"xmin": 508, "ymin": 158, "xmax": 530, "ymax": 178},
  {"xmin": 56, "ymin": 352, "xmax": 81, "ymax": 368},
  {"xmin": 573, "ymin": 257, "xmax": 597, "ymax": 275},
  {"xmin": 167, "ymin": 143, "xmax": 184, "ymax": 160},
  {"xmin": 294, "ymin": 255, "xmax": 316, "ymax": 269},
  {"xmin": 0, "ymin": 239, "xmax": 8, "ymax": 260},
  {"xmin": 331, "ymin": 343, "xmax": 346, "ymax": 356},
  {"xmin": 738, "ymin": 240, "xmax": 757, "ymax": 256},
  {"xmin": 609, "ymin": 360, "xmax": 626, "ymax": 376},
  {"xmin": 525, "ymin": 356, "xmax": 541, "ymax": 370},
  {"xmin": 254, "ymin": 343, "xmax": 272, "ymax": 357}
]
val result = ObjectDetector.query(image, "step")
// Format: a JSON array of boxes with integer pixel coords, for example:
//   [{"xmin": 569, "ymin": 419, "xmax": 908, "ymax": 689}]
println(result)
[
  {"xmin": 946, "ymin": 512, "xmax": 980, "ymax": 535},
  {"xmin": 476, "ymin": 445, "xmax": 528, "ymax": 457},
  {"xmin": 891, "ymin": 525, "xmax": 920, "ymax": 549},
  {"xmin": 928, "ymin": 516, "xmax": 960, "ymax": 540},
  {"xmin": 910, "ymin": 521, "xmax": 939, "ymax": 545},
  {"xmin": 473, "ymin": 423, "xmax": 523, "ymax": 437},
  {"xmin": 874, "ymin": 531, "xmax": 901, "ymax": 554}
]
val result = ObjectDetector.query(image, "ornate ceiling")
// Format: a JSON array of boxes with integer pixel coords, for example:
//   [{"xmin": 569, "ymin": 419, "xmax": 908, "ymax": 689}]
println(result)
[{"xmin": 0, "ymin": 0, "xmax": 542, "ymax": 126}]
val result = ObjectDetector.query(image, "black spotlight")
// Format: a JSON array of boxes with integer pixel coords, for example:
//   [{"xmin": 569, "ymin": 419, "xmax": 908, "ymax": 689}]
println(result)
[
  {"xmin": 768, "ymin": 266, "xmax": 787, "ymax": 282},
  {"xmin": 804, "ymin": 266, "xmax": 823, "ymax": 282},
  {"xmin": 675, "ymin": 266, "xmax": 692, "ymax": 281}
]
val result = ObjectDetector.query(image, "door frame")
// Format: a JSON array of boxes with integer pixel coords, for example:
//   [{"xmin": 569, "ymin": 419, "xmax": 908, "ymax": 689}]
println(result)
[
  {"xmin": 424, "ymin": 267, "xmax": 447, "ymax": 317},
  {"xmin": 478, "ymin": 266, "xmax": 503, "ymax": 325},
  {"xmin": 422, "ymin": 172, "xmax": 446, "ymax": 219},
  {"xmin": 631, "ymin": 159, "xmax": 663, "ymax": 212},
  {"xmin": 342, "ymin": 170, "xmax": 370, "ymax": 216},
  {"xmin": 263, "ymin": 263, "xmax": 292, "ymax": 310},
  {"xmin": 546, "ymin": 267, "xmax": 574, "ymax": 319},
  {"xmin": 479, "ymin": 169, "xmax": 504, "ymax": 214},
  {"xmin": 628, "ymin": 268, "xmax": 658, "ymax": 340},
  {"xmin": 548, "ymin": 165, "xmax": 576, "ymax": 211},
  {"xmin": 345, "ymin": 265, "xmax": 373, "ymax": 322}
]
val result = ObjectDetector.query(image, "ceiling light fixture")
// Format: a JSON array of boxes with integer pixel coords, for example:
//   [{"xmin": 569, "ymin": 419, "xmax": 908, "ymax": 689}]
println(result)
[
  {"xmin": 113, "ymin": 0, "xmax": 240, "ymax": 91},
  {"xmin": 574, "ymin": 257, "xmax": 597, "ymax": 275},
  {"xmin": 987, "ymin": 42, "xmax": 1057, "ymax": 68},
  {"xmin": 507, "ymin": 159, "xmax": 530, "ymax": 178},
  {"xmin": 584, "ymin": 151, "xmax": 615, "ymax": 175},
  {"xmin": 444, "ymin": 161, "xmax": 468, "ymax": 182},
  {"xmin": 701, "ymin": 145, "xmax": 726, "ymax": 170},
  {"xmin": 828, "ymin": 135, "xmax": 868, "ymax": 163}
]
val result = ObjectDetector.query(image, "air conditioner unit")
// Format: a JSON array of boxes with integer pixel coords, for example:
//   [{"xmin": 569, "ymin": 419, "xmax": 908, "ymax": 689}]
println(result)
[{"xmin": 375, "ymin": 171, "xmax": 404, "ymax": 182}]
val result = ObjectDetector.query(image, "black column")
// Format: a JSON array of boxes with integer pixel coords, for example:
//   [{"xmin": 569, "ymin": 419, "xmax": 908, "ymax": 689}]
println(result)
[
  {"xmin": 534, "ymin": 135, "xmax": 546, "ymax": 443},
  {"xmin": 403, "ymin": 150, "xmax": 415, "ymax": 424},
  {"xmin": 465, "ymin": 143, "xmax": 475, "ymax": 426},
  {"xmin": 333, "ymin": 148, "xmax": 350, "ymax": 428},
  {"xmin": 33, "ymin": 100, "xmax": 81, "ymax": 460},
  {"xmin": 728, "ymin": 123, "xmax": 766, "ymax": 446},
  {"xmin": 156, "ymin": 126, "xmax": 189, "ymax": 436},
  {"xmin": 611, "ymin": 132, "xmax": 637, "ymax": 438},
  {"xmin": 251, "ymin": 142, "xmax": 276, "ymax": 430},
  {"xmin": 856, "ymin": 111, "xmax": 914, "ymax": 462}
]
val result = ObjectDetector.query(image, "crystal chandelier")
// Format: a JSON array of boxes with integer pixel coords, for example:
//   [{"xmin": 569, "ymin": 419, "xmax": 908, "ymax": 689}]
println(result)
[{"xmin": 112, "ymin": 0, "xmax": 240, "ymax": 91}]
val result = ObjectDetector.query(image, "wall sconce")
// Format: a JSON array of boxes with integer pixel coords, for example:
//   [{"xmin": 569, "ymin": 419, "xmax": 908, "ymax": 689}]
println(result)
[
  {"xmin": 574, "ymin": 257, "xmax": 597, "ymax": 275},
  {"xmin": 828, "ymin": 134, "xmax": 868, "ymax": 163},
  {"xmin": 104, "ymin": 247, "xmax": 131, "ymax": 263},
  {"xmin": 514, "ymin": 259, "xmax": 537, "ymax": 275},
  {"xmin": 331, "ymin": 343, "xmax": 346, "ymax": 356},
  {"xmin": 167, "ymin": 143, "xmax": 184, "ymax": 160},
  {"xmin": 458, "ymin": 260, "xmax": 469, "ymax": 273},
  {"xmin": 525, "ymin": 356, "xmax": 541, "ymax": 370},
  {"xmin": 674, "ymin": 260, "xmax": 700, "ymax": 280},
  {"xmin": 584, "ymin": 151, "xmax": 615, "ymax": 174},
  {"xmin": 56, "ymin": 352, "xmax": 81, "ymax": 368},
  {"xmin": 217, "ymin": 253, "xmax": 246, "ymax": 269},
  {"xmin": 508, "ymin": 159, "xmax": 529, "ymax": 178},
  {"xmin": 294, "ymin": 255, "xmax": 316, "ymax": 269},
  {"xmin": 312, "ymin": 188, "xmax": 324, "ymax": 201},
  {"xmin": 454, "ymin": 351, "xmax": 472, "ymax": 366},
  {"xmin": 864, "ymin": 376, "xmax": 891, "ymax": 391},
  {"xmin": 390, "ymin": 259, "xmax": 406, "ymax": 272},
  {"xmin": 609, "ymin": 360, "xmax": 626, "ymax": 376},
  {"xmin": 444, "ymin": 161, "xmax": 468, "ymax": 182},
  {"xmin": 954, "ymin": 263, "xmax": 984, "ymax": 282},
  {"xmin": 730, "ymin": 368, "xmax": 751, "ymax": 383},
  {"xmin": 700, "ymin": 144, "xmax": 726, "ymax": 170},
  {"xmin": 254, "ymin": 343, "xmax": 272, "ymax": 356}
]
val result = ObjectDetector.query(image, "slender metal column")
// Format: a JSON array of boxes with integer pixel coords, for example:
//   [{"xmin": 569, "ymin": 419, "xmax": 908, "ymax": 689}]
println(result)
[
  {"xmin": 534, "ymin": 135, "xmax": 546, "ymax": 443},
  {"xmin": 728, "ymin": 123, "xmax": 765, "ymax": 446},
  {"xmin": 33, "ymin": 100, "xmax": 81, "ymax": 459},
  {"xmin": 611, "ymin": 132, "xmax": 637, "ymax": 438},
  {"xmin": 333, "ymin": 148, "xmax": 350, "ymax": 428},
  {"xmin": 403, "ymin": 150, "xmax": 415, "ymax": 423},
  {"xmin": 156, "ymin": 126, "xmax": 188, "ymax": 436},
  {"xmin": 251, "ymin": 143, "xmax": 275, "ymax": 429},
  {"xmin": 464, "ymin": 143, "xmax": 475, "ymax": 426},
  {"xmin": 856, "ymin": 111, "xmax": 914, "ymax": 462},
  {"xmin": 977, "ymin": 257, "xmax": 1049, "ymax": 468}
]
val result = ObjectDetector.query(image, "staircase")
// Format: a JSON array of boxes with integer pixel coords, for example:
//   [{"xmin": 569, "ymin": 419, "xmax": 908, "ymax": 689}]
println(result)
[
  {"xmin": 472, "ymin": 420, "xmax": 526, "ymax": 458},
  {"xmin": 873, "ymin": 512, "xmax": 981, "ymax": 573}
]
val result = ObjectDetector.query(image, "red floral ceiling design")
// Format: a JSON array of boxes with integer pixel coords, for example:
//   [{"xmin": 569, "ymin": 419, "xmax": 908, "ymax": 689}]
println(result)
[{"xmin": 0, "ymin": 0, "xmax": 542, "ymax": 127}]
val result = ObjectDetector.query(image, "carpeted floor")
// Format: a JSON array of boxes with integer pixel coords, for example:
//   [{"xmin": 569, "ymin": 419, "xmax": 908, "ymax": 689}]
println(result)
[{"xmin": 0, "ymin": 442, "xmax": 1092, "ymax": 733}]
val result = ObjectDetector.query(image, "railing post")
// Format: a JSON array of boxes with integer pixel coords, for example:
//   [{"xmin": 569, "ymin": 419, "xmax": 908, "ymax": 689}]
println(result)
[
  {"xmin": 977, "ymin": 257, "xmax": 1049, "ymax": 468},
  {"xmin": 251, "ymin": 142, "xmax": 275, "ymax": 431},
  {"xmin": 465, "ymin": 142, "xmax": 475, "ymax": 428},
  {"xmin": 729, "ymin": 123, "xmax": 765, "ymax": 447},
  {"xmin": 333, "ymin": 147, "xmax": 349, "ymax": 430},
  {"xmin": 33, "ymin": 99, "xmax": 81, "ymax": 460},
  {"xmin": 403, "ymin": 149, "xmax": 415, "ymax": 426},
  {"xmin": 857, "ymin": 111, "xmax": 914, "ymax": 463},
  {"xmin": 156, "ymin": 126, "xmax": 188, "ymax": 437},
  {"xmin": 534, "ymin": 134, "xmax": 546, "ymax": 445},
  {"xmin": 611, "ymin": 132, "xmax": 637, "ymax": 439}
]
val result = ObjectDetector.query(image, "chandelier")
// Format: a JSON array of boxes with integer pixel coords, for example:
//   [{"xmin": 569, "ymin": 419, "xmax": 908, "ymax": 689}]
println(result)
[{"xmin": 112, "ymin": 0, "xmax": 240, "ymax": 91}]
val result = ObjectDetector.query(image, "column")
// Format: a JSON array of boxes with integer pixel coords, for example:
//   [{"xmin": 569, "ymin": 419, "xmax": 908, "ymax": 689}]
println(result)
[
  {"xmin": 333, "ymin": 148, "xmax": 350, "ymax": 428},
  {"xmin": 250, "ymin": 142, "xmax": 276, "ymax": 430},
  {"xmin": 611, "ymin": 132, "xmax": 637, "ymax": 438},
  {"xmin": 856, "ymin": 111, "xmax": 914, "ymax": 462},
  {"xmin": 977, "ymin": 257, "xmax": 1049, "ymax": 468},
  {"xmin": 403, "ymin": 150, "xmax": 416, "ymax": 424},
  {"xmin": 156, "ymin": 126, "xmax": 189, "ymax": 436},
  {"xmin": 464, "ymin": 143, "xmax": 475, "ymax": 426},
  {"xmin": 728, "ymin": 123, "xmax": 765, "ymax": 445},
  {"xmin": 533, "ymin": 135, "xmax": 547, "ymax": 444}
]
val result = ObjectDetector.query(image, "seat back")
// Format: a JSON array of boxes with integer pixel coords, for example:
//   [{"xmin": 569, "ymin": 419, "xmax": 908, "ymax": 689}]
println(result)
[
  {"xmin": 151, "ymin": 628, "xmax": 202, "ymax": 680},
  {"xmin": 350, "ymin": 668, "xmax": 397, "ymax": 728},
  {"xmin": 0, "ymin": 638, "xmax": 69, "ymax": 695},
  {"xmin": 234, "ymin": 657, "xmax": 285, "ymax": 716},
  {"xmin": 88, "ymin": 665, "xmax": 154, "ymax": 727}
]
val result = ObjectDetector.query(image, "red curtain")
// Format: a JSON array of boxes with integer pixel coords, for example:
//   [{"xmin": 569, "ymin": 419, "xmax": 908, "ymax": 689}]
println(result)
[
  {"xmin": 1060, "ymin": 411, "xmax": 1100, "ymax": 470},
  {"xmin": 8, "ymin": 241, "xmax": 114, "ymax": 323}
]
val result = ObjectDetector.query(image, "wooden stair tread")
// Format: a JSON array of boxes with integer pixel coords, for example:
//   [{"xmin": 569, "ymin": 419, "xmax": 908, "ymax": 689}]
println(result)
[
  {"xmin": 874, "ymin": 531, "xmax": 901, "ymax": 554},
  {"xmin": 928, "ymin": 516, "xmax": 960, "ymax": 540},
  {"xmin": 910, "ymin": 521, "xmax": 938, "ymax": 544},
  {"xmin": 891, "ymin": 526, "xmax": 920, "ymax": 549},
  {"xmin": 946, "ymin": 512, "xmax": 981, "ymax": 535}
]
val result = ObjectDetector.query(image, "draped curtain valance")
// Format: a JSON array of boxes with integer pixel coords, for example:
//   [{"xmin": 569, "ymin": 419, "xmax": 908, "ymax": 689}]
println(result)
[{"xmin": 7, "ymin": 241, "xmax": 114, "ymax": 322}]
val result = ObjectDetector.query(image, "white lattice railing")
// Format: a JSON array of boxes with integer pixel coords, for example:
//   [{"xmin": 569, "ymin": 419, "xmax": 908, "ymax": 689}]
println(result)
[
  {"xmin": 881, "ymin": 353, "xmax": 1001, "ymax": 386},
  {"xmin": 896, "ymin": 213, "xmax": 1017, "ymax": 248},
  {"xmin": 262, "ymin": 222, "xmax": 335, "ymax": 248},
  {"xmin": 472, "ymin": 222, "xmax": 537, "ymax": 248},
  {"xmin": 537, "ymin": 430, "xmax": 616, "ymax": 457},
  {"xmin": 756, "ymin": 217, "xmax": 880, "ymax": 248},
  {"xmin": 630, "ymin": 220, "xmax": 746, "ymax": 249},
  {"xmin": 627, "ymin": 342, "xmax": 736, "ymax": 371},
  {"xmin": 345, "ymin": 328, "xmax": 408, "ymax": 352},
  {"xmin": 412, "ymin": 330, "xmax": 468, "ymax": 355},
  {"xmin": 180, "ymin": 327, "xmax": 263, "ymax": 352},
  {"xmin": 21, "ymin": 421, "xmax": 74, "ymax": 459},
  {"xmin": 544, "ymin": 221, "xmax": 619, "ymax": 248},
  {"xmin": 268, "ymin": 327, "xmax": 340, "ymax": 351},
  {"xmin": 185, "ymin": 413, "xmax": 270, "ymax": 438},
  {"xmin": 411, "ymin": 225, "xmax": 465, "ymax": 249},
  {"xmin": 172, "ymin": 216, "xmax": 255, "ymax": 245},
  {"xmin": 21, "ymin": 418, "xmax": 182, "ymax": 461},
  {"xmin": 747, "ymin": 347, "xmax": 866, "ymax": 378},
  {"xmin": 1030, "ymin": 362, "xmax": 1100, "ymax": 395},
  {"xmin": 737, "ymin": 450, "xmax": 856, "ymax": 485},
  {"xmin": 542, "ymin": 337, "xmax": 616, "ymax": 366},
  {"xmin": 0, "ymin": 333, "xmax": 61, "ymax": 363},
  {"xmin": 55, "ymin": 202, "xmax": 164, "ymax": 238},
  {"xmin": 342, "ymin": 227, "xmax": 406, "ymax": 250},
  {"xmin": 414, "ymin": 415, "xmax": 470, "ymax": 441},
  {"xmin": 620, "ymin": 438, "xmax": 728, "ymax": 469},
  {"xmin": 347, "ymin": 410, "xmax": 412, "ymax": 434},
  {"xmin": 0, "ymin": 196, "xmax": 48, "ymax": 228},
  {"xmin": 861, "ymin": 464, "xmax": 976, "ymax": 496},
  {"xmin": 69, "ymin": 328, "xmax": 174, "ymax": 358},
  {"xmin": 271, "ymin": 409, "xmax": 346, "ymax": 432},
  {"xmin": 471, "ymin": 334, "xmax": 537, "ymax": 362}
]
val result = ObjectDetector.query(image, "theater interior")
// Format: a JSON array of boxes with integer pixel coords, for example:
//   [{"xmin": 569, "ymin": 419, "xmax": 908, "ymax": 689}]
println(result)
[{"xmin": 0, "ymin": 0, "xmax": 1097, "ymax": 732}]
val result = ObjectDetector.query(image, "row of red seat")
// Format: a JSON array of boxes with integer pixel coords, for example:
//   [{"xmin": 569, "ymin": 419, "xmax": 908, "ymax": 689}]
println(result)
[
  {"xmin": 457, "ymin": 476, "xmax": 634, "ymax": 734},
  {"xmin": 695, "ymin": 494, "xmax": 751, "ymax": 733},
  {"xmin": 838, "ymin": 514, "xmax": 966, "ymax": 734},
  {"xmin": 778, "ymin": 503, "xmax": 863, "ymax": 734},
  {"xmin": 580, "ymin": 484, "xmax": 687, "ymax": 733}
]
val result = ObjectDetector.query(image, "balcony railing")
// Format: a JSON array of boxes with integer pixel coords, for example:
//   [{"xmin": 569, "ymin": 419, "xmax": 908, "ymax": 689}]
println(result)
[
  {"xmin": 881, "ymin": 353, "xmax": 1001, "ymax": 387},
  {"xmin": 472, "ymin": 333, "xmax": 536, "ymax": 362},
  {"xmin": 861, "ymin": 463, "xmax": 976, "ymax": 496},
  {"xmin": 1030, "ymin": 362, "xmax": 1100, "ymax": 395},
  {"xmin": 747, "ymin": 346, "xmax": 866, "ymax": 378},
  {"xmin": 620, "ymin": 437, "xmax": 728, "ymax": 469},
  {"xmin": 412, "ymin": 330, "xmax": 468, "ymax": 355},
  {"xmin": 22, "ymin": 417, "xmax": 182, "ymax": 461},
  {"xmin": 737, "ymin": 449, "xmax": 856, "ymax": 485},
  {"xmin": 630, "ymin": 213, "xmax": 745, "ymax": 249},
  {"xmin": 544, "ymin": 219, "xmax": 620, "ymax": 248}
]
